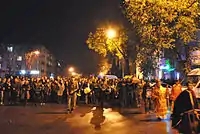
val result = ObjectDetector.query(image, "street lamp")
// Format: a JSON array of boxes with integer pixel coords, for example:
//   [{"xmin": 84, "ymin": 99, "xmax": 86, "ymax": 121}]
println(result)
[
  {"xmin": 106, "ymin": 28, "xmax": 124, "ymax": 77},
  {"xmin": 33, "ymin": 50, "xmax": 40, "ymax": 55},
  {"xmin": 72, "ymin": 72, "xmax": 76, "ymax": 76},
  {"xmin": 99, "ymin": 72, "xmax": 104, "ymax": 76},
  {"xmin": 68, "ymin": 67, "xmax": 74, "ymax": 73},
  {"xmin": 106, "ymin": 28, "xmax": 117, "ymax": 39}
]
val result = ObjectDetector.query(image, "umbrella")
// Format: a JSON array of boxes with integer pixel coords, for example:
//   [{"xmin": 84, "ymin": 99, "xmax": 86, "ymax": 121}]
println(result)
[{"xmin": 188, "ymin": 68, "xmax": 200, "ymax": 76}]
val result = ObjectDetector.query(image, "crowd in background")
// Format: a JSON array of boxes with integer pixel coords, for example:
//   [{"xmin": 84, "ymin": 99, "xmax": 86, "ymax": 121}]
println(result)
[
  {"xmin": 0, "ymin": 76, "xmax": 145, "ymax": 108},
  {"xmin": 0, "ymin": 76, "xmax": 197, "ymax": 113},
  {"xmin": 0, "ymin": 75, "xmax": 199, "ymax": 133}
]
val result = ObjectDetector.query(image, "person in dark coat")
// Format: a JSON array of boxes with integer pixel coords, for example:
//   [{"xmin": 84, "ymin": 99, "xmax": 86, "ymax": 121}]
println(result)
[
  {"xmin": 142, "ymin": 81, "xmax": 152, "ymax": 113},
  {"xmin": 171, "ymin": 82, "xmax": 200, "ymax": 134}
]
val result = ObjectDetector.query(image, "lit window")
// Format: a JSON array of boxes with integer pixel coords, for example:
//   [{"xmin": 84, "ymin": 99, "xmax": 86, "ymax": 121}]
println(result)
[
  {"xmin": 17, "ymin": 56, "xmax": 22, "ymax": 61},
  {"xmin": 0, "ymin": 64, "xmax": 1, "ymax": 69},
  {"xmin": 58, "ymin": 62, "xmax": 61, "ymax": 67},
  {"xmin": 7, "ymin": 47, "xmax": 13, "ymax": 52},
  {"xmin": 0, "ymin": 56, "xmax": 2, "ymax": 60}
]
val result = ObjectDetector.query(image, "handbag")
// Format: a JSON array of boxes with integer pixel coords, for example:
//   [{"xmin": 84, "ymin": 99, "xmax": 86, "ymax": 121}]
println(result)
[{"xmin": 84, "ymin": 87, "xmax": 91, "ymax": 94}]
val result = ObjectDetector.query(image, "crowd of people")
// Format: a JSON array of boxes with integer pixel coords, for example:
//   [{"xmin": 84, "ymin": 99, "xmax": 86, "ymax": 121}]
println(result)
[
  {"xmin": 0, "ymin": 76, "xmax": 141, "ymax": 110},
  {"xmin": 0, "ymin": 75, "xmax": 199, "ymax": 133}
]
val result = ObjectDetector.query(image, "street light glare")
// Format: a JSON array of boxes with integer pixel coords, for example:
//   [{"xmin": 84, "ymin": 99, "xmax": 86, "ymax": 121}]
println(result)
[
  {"xmin": 72, "ymin": 72, "xmax": 76, "ymax": 76},
  {"xmin": 69, "ymin": 67, "xmax": 74, "ymax": 72},
  {"xmin": 99, "ymin": 72, "xmax": 104, "ymax": 76},
  {"xmin": 107, "ymin": 29, "xmax": 116, "ymax": 39},
  {"xmin": 34, "ymin": 50, "xmax": 40, "ymax": 55}
]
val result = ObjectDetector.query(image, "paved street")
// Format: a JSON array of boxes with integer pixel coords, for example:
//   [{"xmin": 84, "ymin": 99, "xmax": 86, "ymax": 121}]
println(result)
[{"xmin": 0, "ymin": 104, "xmax": 177, "ymax": 134}]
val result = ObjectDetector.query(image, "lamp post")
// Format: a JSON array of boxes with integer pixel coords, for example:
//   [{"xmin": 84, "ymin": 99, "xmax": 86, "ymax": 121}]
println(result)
[
  {"xmin": 106, "ymin": 28, "xmax": 125, "ymax": 78},
  {"xmin": 106, "ymin": 28, "xmax": 117, "ymax": 39},
  {"xmin": 33, "ymin": 50, "xmax": 40, "ymax": 55},
  {"xmin": 68, "ymin": 67, "xmax": 76, "ymax": 76},
  {"xmin": 68, "ymin": 67, "xmax": 74, "ymax": 73}
]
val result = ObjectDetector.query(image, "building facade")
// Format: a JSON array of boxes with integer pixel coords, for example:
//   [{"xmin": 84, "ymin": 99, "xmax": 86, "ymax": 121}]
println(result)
[
  {"xmin": 0, "ymin": 44, "xmax": 27, "ymax": 77},
  {"xmin": 24, "ymin": 45, "xmax": 57, "ymax": 77},
  {"xmin": 0, "ymin": 44, "xmax": 59, "ymax": 77}
]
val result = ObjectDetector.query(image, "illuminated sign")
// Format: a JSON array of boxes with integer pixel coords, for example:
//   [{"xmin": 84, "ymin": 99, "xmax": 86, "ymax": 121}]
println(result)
[
  {"xmin": 20, "ymin": 70, "xmax": 26, "ymax": 75},
  {"xmin": 159, "ymin": 59, "xmax": 175, "ymax": 72},
  {"xmin": 30, "ymin": 70, "xmax": 40, "ymax": 75}
]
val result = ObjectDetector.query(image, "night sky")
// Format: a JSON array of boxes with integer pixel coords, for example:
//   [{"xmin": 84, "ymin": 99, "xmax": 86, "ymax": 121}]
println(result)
[{"xmin": 0, "ymin": 0, "xmax": 126, "ymax": 74}]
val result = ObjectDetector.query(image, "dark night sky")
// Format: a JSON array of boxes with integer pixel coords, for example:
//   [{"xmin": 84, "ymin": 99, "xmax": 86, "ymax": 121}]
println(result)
[{"xmin": 0, "ymin": 0, "xmax": 126, "ymax": 74}]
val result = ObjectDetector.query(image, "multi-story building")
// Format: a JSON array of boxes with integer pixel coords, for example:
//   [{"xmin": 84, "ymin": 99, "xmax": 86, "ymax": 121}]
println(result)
[
  {"xmin": 0, "ymin": 44, "xmax": 28, "ymax": 77},
  {"xmin": 0, "ymin": 44, "xmax": 59, "ymax": 77},
  {"xmin": 24, "ymin": 45, "xmax": 57, "ymax": 77}
]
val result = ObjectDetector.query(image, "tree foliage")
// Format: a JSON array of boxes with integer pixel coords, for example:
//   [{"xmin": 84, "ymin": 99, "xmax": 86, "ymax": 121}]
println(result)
[
  {"xmin": 98, "ymin": 58, "xmax": 112, "ymax": 75},
  {"xmin": 123, "ymin": 0, "xmax": 200, "ymax": 49},
  {"xmin": 86, "ymin": 27, "xmax": 128, "ymax": 59},
  {"xmin": 140, "ymin": 57, "xmax": 157, "ymax": 79}
]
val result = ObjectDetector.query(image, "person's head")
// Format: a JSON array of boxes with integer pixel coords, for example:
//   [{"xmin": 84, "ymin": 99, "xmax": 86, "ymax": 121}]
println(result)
[
  {"xmin": 25, "ymin": 80, "xmax": 29, "ymax": 84},
  {"xmin": 186, "ymin": 81, "xmax": 193, "ymax": 90},
  {"xmin": 155, "ymin": 79, "xmax": 161, "ymax": 88},
  {"xmin": 14, "ymin": 78, "xmax": 18, "ymax": 83},
  {"xmin": 176, "ymin": 80, "xmax": 180, "ymax": 85}
]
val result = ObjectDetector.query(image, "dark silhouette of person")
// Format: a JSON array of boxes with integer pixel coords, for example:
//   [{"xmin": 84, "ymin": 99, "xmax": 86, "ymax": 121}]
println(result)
[
  {"xmin": 171, "ymin": 82, "xmax": 200, "ymax": 133},
  {"xmin": 90, "ymin": 107, "xmax": 105, "ymax": 130}
]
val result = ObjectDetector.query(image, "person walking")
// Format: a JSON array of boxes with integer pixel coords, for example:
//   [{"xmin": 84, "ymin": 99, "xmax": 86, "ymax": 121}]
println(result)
[
  {"xmin": 172, "ymin": 82, "xmax": 200, "ymax": 134},
  {"xmin": 0, "ymin": 78, "xmax": 4, "ymax": 105},
  {"xmin": 170, "ymin": 80, "xmax": 182, "ymax": 112},
  {"xmin": 57, "ymin": 80, "xmax": 65, "ymax": 104},
  {"xmin": 152, "ymin": 80, "xmax": 168, "ymax": 120},
  {"xmin": 67, "ymin": 78, "xmax": 78, "ymax": 113},
  {"xmin": 142, "ymin": 81, "xmax": 153, "ymax": 114}
]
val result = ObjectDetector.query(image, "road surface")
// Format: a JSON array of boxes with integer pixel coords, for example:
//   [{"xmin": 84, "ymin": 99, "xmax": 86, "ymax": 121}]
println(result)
[{"xmin": 0, "ymin": 104, "xmax": 177, "ymax": 134}]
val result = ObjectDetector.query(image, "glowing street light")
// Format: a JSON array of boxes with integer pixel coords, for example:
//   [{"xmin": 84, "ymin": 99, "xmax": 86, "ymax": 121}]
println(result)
[
  {"xmin": 107, "ymin": 28, "xmax": 117, "ymax": 39},
  {"xmin": 72, "ymin": 72, "xmax": 76, "ymax": 76},
  {"xmin": 69, "ymin": 67, "xmax": 74, "ymax": 72},
  {"xmin": 99, "ymin": 72, "xmax": 104, "ymax": 76},
  {"xmin": 33, "ymin": 50, "xmax": 40, "ymax": 55}
]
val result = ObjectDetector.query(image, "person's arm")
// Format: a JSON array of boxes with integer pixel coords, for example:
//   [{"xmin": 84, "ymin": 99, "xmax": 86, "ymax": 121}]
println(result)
[
  {"xmin": 171, "ymin": 85, "xmax": 175, "ymax": 100},
  {"xmin": 66, "ymin": 84, "xmax": 69, "ymax": 95}
]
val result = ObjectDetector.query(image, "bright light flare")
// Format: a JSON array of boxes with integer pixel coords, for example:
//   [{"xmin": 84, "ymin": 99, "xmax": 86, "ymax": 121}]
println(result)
[
  {"xmin": 69, "ymin": 67, "xmax": 74, "ymax": 72},
  {"xmin": 30, "ymin": 70, "xmax": 40, "ymax": 75},
  {"xmin": 33, "ymin": 50, "xmax": 40, "ymax": 55},
  {"xmin": 72, "ymin": 72, "xmax": 76, "ymax": 76},
  {"xmin": 99, "ymin": 72, "xmax": 104, "ymax": 76},
  {"xmin": 107, "ymin": 29, "xmax": 117, "ymax": 39},
  {"xmin": 20, "ymin": 70, "xmax": 26, "ymax": 75}
]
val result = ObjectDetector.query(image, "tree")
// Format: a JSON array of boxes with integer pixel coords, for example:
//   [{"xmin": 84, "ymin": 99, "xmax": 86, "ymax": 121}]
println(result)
[
  {"xmin": 98, "ymin": 58, "xmax": 112, "ymax": 75},
  {"xmin": 86, "ymin": 27, "xmax": 128, "ymax": 59},
  {"xmin": 123, "ymin": 0, "xmax": 199, "ymax": 49},
  {"xmin": 140, "ymin": 57, "xmax": 157, "ymax": 79},
  {"xmin": 86, "ymin": 27, "xmax": 131, "ymax": 75},
  {"xmin": 122, "ymin": 0, "xmax": 200, "ymax": 76}
]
